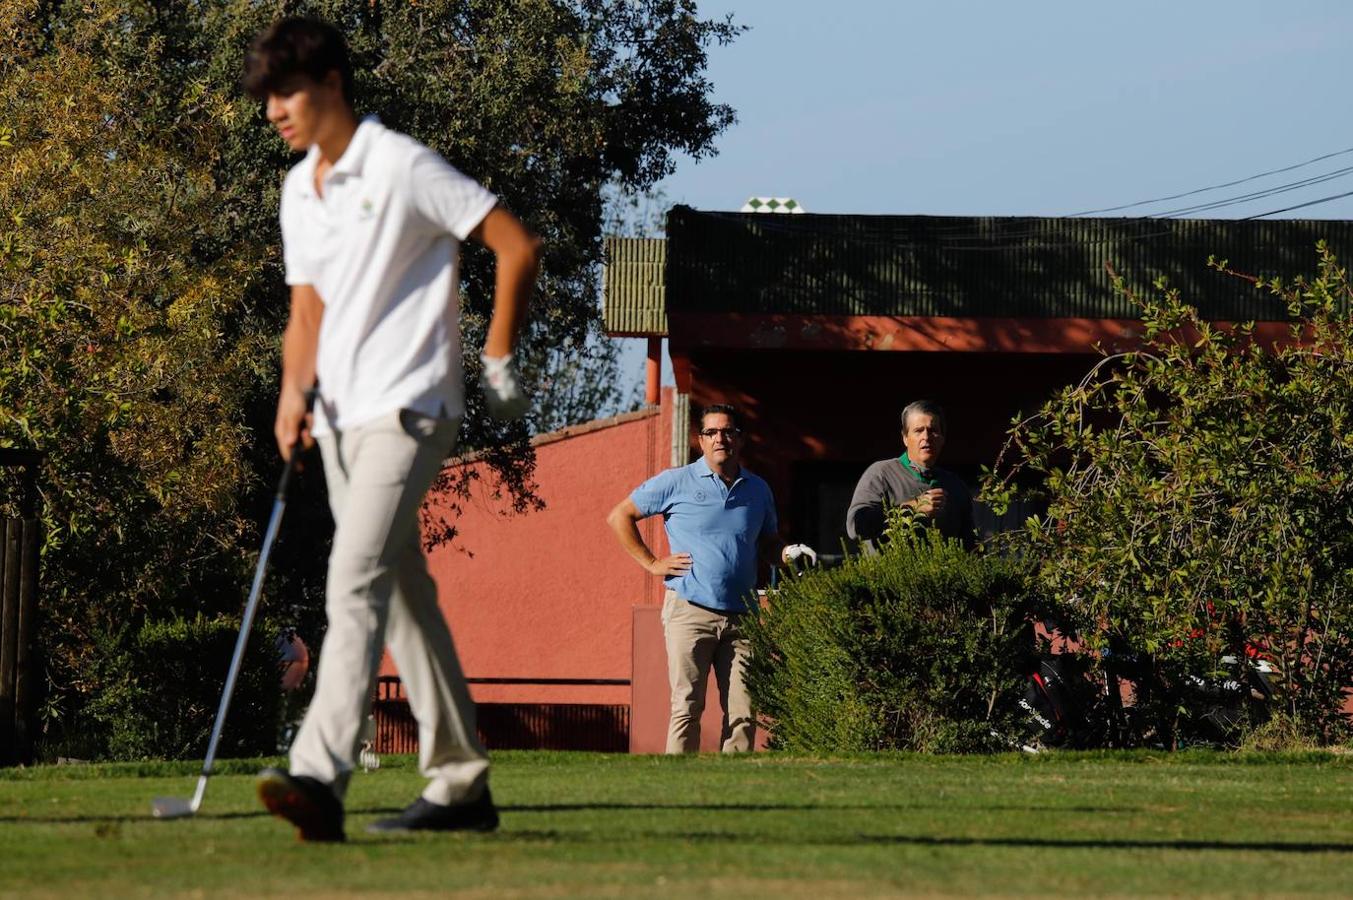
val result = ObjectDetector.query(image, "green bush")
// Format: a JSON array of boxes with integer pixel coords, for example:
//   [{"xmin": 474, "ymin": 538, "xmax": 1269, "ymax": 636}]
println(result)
[
  {"xmin": 745, "ymin": 528, "xmax": 1034, "ymax": 753},
  {"xmin": 75, "ymin": 614, "xmax": 284, "ymax": 761}
]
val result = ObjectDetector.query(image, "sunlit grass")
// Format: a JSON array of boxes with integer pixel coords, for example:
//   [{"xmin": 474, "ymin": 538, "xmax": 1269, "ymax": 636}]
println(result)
[{"xmin": 3, "ymin": 750, "xmax": 1351, "ymax": 897}]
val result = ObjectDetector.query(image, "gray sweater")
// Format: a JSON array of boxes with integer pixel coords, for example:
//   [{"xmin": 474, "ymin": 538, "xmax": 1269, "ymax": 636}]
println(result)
[{"xmin": 846, "ymin": 458, "xmax": 975, "ymax": 545}]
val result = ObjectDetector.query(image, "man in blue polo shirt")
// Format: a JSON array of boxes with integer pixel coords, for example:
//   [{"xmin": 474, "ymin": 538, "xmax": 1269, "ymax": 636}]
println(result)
[{"xmin": 608, "ymin": 404, "xmax": 809, "ymax": 752}]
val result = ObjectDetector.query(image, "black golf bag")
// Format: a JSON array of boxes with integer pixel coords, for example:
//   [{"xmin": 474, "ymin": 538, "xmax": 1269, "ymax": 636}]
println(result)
[{"xmin": 1014, "ymin": 654, "xmax": 1082, "ymax": 749}]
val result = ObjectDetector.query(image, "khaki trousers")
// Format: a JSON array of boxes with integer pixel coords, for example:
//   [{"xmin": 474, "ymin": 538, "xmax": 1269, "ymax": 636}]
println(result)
[
  {"xmin": 662, "ymin": 590, "xmax": 756, "ymax": 753},
  {"xmin": 290, "ymin": 409, "xmax": 489, "ymax": 806}
]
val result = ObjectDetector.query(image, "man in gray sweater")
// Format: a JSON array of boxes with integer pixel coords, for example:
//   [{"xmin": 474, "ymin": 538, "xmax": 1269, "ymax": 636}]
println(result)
[{"xmin": 846, "ymin": 399, "xmax": 975, "ymax": 549}]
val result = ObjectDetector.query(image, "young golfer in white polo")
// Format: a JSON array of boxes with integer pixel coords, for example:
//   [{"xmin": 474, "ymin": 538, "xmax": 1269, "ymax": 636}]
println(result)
[{"xmin": 244, "ymin": 17, "xmax": 540, "ymax": 842}]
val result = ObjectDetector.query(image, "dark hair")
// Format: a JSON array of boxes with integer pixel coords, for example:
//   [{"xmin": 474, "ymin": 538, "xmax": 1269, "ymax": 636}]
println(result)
[
  {"xmin": 697, "ymin": 403, "xmax": 741, "ymax": 431},
  {"xmin": 243, "ymin": 17, "xmax": 354, "ymax": 105},
  {"xmin": 900, "ymin": 399, "xmax": 946, "ymax": 434}
]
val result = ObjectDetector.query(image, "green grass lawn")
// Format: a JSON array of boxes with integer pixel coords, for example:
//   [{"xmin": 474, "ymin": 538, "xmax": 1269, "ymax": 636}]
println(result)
[{"xmin": 2, "ymin": 750, "xmax": 1351, "ymax": 897}]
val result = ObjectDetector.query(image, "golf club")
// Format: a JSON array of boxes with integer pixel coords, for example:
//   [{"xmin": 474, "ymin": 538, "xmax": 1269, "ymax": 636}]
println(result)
[{"xmin": 152, "ymin": 389, "xmax": 315, "ymax": 820}]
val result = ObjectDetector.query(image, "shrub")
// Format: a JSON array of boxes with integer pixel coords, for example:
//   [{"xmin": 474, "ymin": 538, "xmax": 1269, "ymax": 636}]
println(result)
[
  {"xmin": 984, "ymin": 247, "xmax": 1353, "ymax": 747},
  {"xmin": 744, "ymin": 527, "xmax": 1034, "ymax": 753},
  {"xmin": 1240, "ymin": 713, "xmax": 1321, "ymax": 753},
  {"xmin": 75, "ymin": 614, "xmax": 284, "ymax": 761}
]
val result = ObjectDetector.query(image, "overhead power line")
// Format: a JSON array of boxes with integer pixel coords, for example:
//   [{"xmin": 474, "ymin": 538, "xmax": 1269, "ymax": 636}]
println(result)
[
  {"xmin": 680, "ymin": 144, "xmax": 1353, "ymax": 252},
  {"xmin": 818, "ymin": 143, "xmax": 1353, "ymax": 244},
  {"xmin": 1243, "ymin": 188, "xmax": 1353, "ymax": 220},
  {"xmin": 843, "ymin": 161, "xmax": 1353, "ymax": 244},
  {"xmin": 1064, "ymin": 144, "xmax": 1353, "ymax": 216},
  {"xmin": 1151, "ymin": 164, "xmax": 1353, "ymax": 218}
]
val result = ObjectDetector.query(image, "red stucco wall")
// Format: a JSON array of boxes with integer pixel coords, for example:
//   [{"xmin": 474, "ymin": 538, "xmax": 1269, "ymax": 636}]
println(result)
[{"xmin": 385, "ymin": 400, "xmax": 673, "ymax": 706}]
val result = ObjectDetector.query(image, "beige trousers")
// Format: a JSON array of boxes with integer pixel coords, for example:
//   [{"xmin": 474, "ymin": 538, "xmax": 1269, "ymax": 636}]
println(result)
[
  {"xmin": 290, "ymin": 409, "xmax": 488, "ymax": 806},
  {"xmin": 662, "ymin": 590, "xmax": 756, "ymax": 754}
]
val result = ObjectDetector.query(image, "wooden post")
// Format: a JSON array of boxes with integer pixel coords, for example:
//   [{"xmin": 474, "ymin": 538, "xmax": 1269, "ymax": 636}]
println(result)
[
  {"xmin": 645, "ymin": 336, "xmax": 661, "ymax": 406},
  {"xmin": 14, "ymin": 519, "xmax": 39, "ymax": 762},
  {"xmin": 1, "ymin": 449, "xmax": 43, "ymax": 765},
  {"xmin": 0, "ymin": 519, "xmax": 19, "ymax": 764}
]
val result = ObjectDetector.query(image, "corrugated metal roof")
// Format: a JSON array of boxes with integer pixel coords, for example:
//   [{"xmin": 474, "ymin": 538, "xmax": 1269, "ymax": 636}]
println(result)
[
  {"xmin": 662, "ymin": 207, "xmax": 1353, "ymax": 321},
  {"xmin": 602, "ymin": 237, "xmax": 667, "ymax": 335}
]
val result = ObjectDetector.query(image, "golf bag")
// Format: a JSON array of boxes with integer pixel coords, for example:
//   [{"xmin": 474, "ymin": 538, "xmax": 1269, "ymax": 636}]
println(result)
[
  {"xmin": 1009, "ymin": 640, "xmax": 1279, "ymax": 751},
  {"xmin": 1179, "ymin": 652, "xmax": 1279, "ymax": 744},
  {"xmin": 1013, "ymin": 654, "xmax": 1082, "ymax": 749}
]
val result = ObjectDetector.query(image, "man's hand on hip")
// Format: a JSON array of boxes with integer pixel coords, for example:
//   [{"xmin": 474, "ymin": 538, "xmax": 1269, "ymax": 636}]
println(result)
[{"xmin": 646, "ymin": 553, "xmax": 692, "ymax": 577}]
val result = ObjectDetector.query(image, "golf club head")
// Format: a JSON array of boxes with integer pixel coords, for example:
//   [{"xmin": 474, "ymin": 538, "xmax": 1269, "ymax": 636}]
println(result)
[{"xmin": 151, "ymin": 796, "xmax": 196, "ymax": 819}]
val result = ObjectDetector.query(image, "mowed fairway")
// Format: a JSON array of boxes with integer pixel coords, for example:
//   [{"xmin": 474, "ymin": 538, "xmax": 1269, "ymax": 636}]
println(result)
[{"xmin": 3, "ymin": 751, "xmax": 1351, "ymax": 897}]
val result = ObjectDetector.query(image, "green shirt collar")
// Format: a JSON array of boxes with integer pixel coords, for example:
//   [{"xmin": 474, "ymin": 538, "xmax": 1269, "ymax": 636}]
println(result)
[{"xmin": 899, "ymin": 452, "xmax": 938, "ymax": 486}]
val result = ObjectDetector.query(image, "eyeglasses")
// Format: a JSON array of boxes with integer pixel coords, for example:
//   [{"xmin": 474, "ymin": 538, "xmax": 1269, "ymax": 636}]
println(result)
[{"xmin": 699, "ymin": 428, "xmax": 741, "ymax": 438}]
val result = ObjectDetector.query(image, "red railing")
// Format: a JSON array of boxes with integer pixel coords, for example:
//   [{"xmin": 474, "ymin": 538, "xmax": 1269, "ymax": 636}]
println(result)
[{"xmin": 373, "ymin": 676, "xmax": 631, "ymax": 753}]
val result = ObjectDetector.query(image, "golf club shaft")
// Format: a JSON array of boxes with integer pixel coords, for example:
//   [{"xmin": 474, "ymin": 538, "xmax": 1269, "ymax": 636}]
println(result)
[
  {"xmin": 198, "ymin": 492, "xmax": 288, "ymax": 778},
  {"xmin": 198, "ymin": 389, "xmax": 316, "ymax": 780}
]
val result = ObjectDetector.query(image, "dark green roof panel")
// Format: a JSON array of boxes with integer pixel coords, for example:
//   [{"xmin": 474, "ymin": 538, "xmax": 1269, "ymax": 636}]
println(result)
[{"xmin": 664, "ymin": 207, "xmax": 1353, "ymax": 320}]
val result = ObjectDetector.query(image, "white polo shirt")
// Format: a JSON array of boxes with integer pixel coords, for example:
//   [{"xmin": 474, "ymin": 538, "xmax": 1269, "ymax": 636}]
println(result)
[{"xmin": 279, "ymin": 117, "xmax": 497, "ymax": 435}]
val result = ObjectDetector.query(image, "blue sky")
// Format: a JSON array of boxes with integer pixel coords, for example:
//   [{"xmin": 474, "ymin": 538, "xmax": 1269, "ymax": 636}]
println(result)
[
  {"xmin": 617, "ymin": 0, "xmax": 1353, "ymax": 388},
  {"xmin": 659, "ymin": 1, "xmax": 1353, "ymax": 217}
]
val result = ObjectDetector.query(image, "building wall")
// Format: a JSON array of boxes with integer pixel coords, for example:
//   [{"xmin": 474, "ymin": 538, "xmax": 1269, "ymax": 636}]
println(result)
[{"xmin": 384, "ymin": 402, "xmax": 673, "ymax": 707}]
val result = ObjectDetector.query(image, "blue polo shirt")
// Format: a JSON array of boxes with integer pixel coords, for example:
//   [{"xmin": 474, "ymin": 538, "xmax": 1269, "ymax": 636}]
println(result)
[{"xmin": 630, "ymin": 459, "xmax": 779, "ymax": 613}]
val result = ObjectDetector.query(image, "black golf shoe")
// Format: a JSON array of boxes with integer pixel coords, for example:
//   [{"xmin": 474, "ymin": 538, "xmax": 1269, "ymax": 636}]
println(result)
[
  {"xmin": 257, "ymin": 767, "xmax": 345, "ymax": 843},
  {"xmin": 367, "ymin": 787, "xmax": 499, "ymax": 834}
]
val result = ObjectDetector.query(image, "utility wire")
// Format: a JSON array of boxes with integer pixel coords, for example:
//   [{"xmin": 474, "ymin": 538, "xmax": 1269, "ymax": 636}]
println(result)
[
  {"xmin": 753, "ymin": 153, "xmax": 1353, "ymax": 244},
  {"xmin": 1064, "ymin": 144, "xmax": 1353, "ymax": 216},
  {"xmin": 908, "ymin": 160, "xmax": 1353, "ymax": 239},
  {"xmin": 940, "ymin": 161, "xmax": 1353, "ymax": 234},
  {"xmin": 674, "ymin": 145, "xmax": 1353, "ymax": 251},
  {"xmin": 1243, "ymin": 188, "xmax": 1353, "ymax": 220},
  {"xmin": 898, "ymin": 159, "xmax": 1353, "ymax": 237},
  {"xmin": 1152, "ymin": 165, "xmax": 1353, "ymax": 218}
]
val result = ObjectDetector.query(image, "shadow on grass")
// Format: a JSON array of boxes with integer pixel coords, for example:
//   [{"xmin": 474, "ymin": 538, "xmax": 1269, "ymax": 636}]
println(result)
[
  {"xmin": 0, "ymin": 805, "xmax": 406, "ymax": 825},
  {"xmin": 502, "ymin": 829, "xmax": 1353, "ymax": 855},
  {"xmin": 3, "ymin": 800, "xmax": 1148, "ymax": 825},
  {"xmin": 502, "ymin": 802, "xmax": 1141, "ymax": 814},
  {"xmin": 2, "ymin": 801, "xmax": 1140, "ymax": 825},
  {"xmin": 8, "ymin": 807, "xmax": 1351, "ymax": 856}
]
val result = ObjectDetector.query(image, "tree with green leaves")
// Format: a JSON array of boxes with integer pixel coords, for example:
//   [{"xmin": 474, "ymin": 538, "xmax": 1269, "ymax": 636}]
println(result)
[
  {"xmin": 984, "ymin": 247, "xmax": 1353, "ymax": 746},
  {"xmin": 0, "ymin": 0, "xmax": 739, "ymax": 758}
]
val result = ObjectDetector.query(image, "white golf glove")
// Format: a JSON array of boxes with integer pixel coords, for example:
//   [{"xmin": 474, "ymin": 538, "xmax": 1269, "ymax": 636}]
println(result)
[
  {"xmin": 479, "ymin": 352, "xmax": 529, "ymax": 420},
  {"xmin": 781, "ymin": 543, "xmax": 818, "ymax": 567}
]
